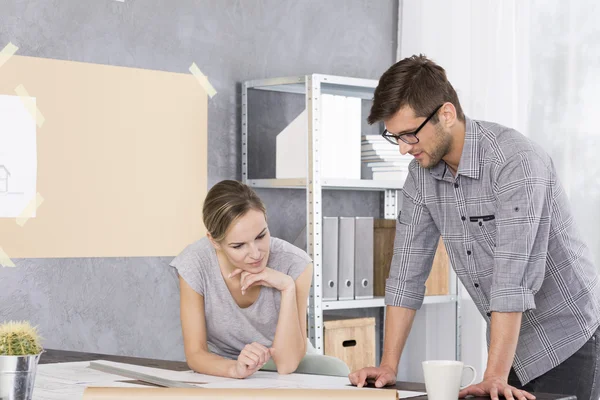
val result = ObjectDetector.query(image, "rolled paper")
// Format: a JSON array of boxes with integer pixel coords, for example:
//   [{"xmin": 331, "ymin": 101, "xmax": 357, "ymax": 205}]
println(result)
[{"xmin": 83, "ymin": 387, "xmax": 399, "ymax": 399}]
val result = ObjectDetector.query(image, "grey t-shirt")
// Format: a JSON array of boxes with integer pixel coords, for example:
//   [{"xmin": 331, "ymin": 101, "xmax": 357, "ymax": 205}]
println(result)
[{"xmin": 170, "ymin": 236, "xmax": 312, "ymax": 360}]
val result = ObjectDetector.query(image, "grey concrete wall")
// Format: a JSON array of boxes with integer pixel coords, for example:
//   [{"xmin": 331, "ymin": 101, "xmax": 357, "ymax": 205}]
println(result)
[{"xmin": 0, "ymin": 0, "xmax": 397, "ymax": 361}]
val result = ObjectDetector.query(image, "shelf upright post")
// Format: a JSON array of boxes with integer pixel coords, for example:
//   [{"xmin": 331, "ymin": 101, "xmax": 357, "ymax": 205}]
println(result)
[
  {"xmin": 306, "ymin": 75, "xmax": 325, "ymax": 354},
  {"xmin": 384, "ymin": 189, "xmax": 398, "ymax": 220},
  {"xmin": 241, "ymin": 81, "xmax": 249, "ymax": 184},
  {"xmin": 380, "ymin": 188, "xmax": 399, "ymax": 362},
  {"xmin": 455, "ymin": 274, "xmax": 462, "ymax": 361}
]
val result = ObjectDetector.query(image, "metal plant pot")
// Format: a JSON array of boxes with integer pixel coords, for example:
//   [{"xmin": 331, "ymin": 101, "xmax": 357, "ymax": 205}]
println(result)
[{"xmin": 0, "ymin": 353, "xmax": 42, "ymax": 400}]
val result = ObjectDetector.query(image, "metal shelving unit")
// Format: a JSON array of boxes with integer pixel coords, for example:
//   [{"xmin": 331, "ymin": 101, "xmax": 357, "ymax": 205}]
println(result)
[
  {"xmin": 323, "ymin": 295, "xmax": 458, "ymax": 311},
  {"xmin": 241, "ymin": 74, "xmax": 462, "ymax": 361},
  {"xmin": 246, "ymin": 178, "xmax": 405, "ymax": 191}
]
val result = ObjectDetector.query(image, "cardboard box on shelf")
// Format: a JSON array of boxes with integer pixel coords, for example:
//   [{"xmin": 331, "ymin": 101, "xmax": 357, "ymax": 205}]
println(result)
[{"xmin": 373, "ymin": 219, "xmax": 449, "ymax": 297}]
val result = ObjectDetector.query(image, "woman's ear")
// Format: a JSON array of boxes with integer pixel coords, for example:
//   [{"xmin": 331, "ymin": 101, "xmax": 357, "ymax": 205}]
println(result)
[{"xmin": 207, "ymin": 233, "xmax": 221, "ymax": 250}]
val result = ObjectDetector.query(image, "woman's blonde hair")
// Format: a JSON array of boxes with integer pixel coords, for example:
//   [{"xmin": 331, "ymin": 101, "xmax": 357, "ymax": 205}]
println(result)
[{"xmin": 203, "ymin": 180, "xmax": 266, "ymax": 242}]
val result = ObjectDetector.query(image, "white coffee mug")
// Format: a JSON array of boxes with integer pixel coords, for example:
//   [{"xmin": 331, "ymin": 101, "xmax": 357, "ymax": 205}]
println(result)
[{"xmin": 422, "ymin": 360, "xmax": 477, "ymax": 400}]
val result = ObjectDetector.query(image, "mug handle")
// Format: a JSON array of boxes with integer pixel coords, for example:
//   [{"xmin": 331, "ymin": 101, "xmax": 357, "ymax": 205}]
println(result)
[{"xmin": 460, "ymin": 365, "xmax": 477, "ymax": 389}]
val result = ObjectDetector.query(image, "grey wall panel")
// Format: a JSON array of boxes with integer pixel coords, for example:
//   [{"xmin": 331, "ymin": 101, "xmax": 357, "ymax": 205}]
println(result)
[
  {"xmin": 0, "ymin": 0, "xmax": 397, "ymax": 360},
  {"xmin": 0, "ymin": 257, "xmax": 183, "ymax": 360}
]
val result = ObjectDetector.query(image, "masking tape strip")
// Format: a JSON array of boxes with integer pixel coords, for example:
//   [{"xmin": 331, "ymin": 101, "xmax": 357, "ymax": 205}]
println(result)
[
  {"xmin": 189, "ymin": 63, "xmax": 217, "ymax": 98},
  {"xmin": 16, "ymin": 192, "xmax": 44, "ymax": 227},
  {"xmin": 15, "ymin": 84, "xmax": 45, "ymax": 128},
  {"xmin": 0, "ymin": 247, "xmax": 16, "ymax": 267},
  {"xmin": 0, "ymin": 42, "xmax": 18, "ymax": 70}
]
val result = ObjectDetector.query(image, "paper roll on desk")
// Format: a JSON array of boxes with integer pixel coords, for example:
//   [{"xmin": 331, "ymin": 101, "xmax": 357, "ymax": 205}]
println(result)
[{"xmin": 83, "ymin": 387, "xmax": 399, "ymax": 399}]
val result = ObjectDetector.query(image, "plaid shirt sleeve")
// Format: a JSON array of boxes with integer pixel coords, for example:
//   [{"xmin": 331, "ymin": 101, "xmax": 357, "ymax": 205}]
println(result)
[
  {"xmin": 490, "ymin": 151, "xmax": 551, "ymax": 313},
  {"xmin": 385, "ymin": 169, "xmax": 441, "ymax": 309}
]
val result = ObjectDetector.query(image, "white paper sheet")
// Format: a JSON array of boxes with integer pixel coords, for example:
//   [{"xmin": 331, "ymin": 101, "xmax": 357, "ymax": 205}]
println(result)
[
  {"xmin": 245, "ymin": 370, "xmax": 355, "ymax": 388},
  {"xmin": 0, "ymin": 94, "xmax": 37, "ymax": 217},
  {"xmin": 34, "ymin": 364, "xmax": 149, "ymax": 400},
  {"xmin": 203, "ymin": 370, "xmax": 426, "ymax": 397},
  {"xmin": 37, "ymin": 361, "xmax": 125, "ymax": 384},
  {"xmin": 36, "ymin": 360, "xmax": 215, "ymax": 385},
  {"xmin": 398, "ymin": 389, "xmax": 426, "ymax": 399},
  {"xmin": 33, "ymin": 361, "xmax": 426, "ymax": 399},
  {"xmin": 91, "ymin": 360, "xmax": 229, "ymax": 384},
  {"xmin": 34, "ymin": 361, "xmax": 182, "ymax": 400},
  {"xmin": 201, "ymin": 375, "xmax": 358, "ymax": 390},
  {"xmin": 201, "ymin": 378, "xmax": 330, "ymax": 389}
]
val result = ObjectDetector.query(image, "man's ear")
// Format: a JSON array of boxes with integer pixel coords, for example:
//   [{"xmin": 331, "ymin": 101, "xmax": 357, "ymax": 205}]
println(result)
[
  {"xmin": 440, "ymin": 102, "xmax": 457, "ymax": 129},
  {"xmin": 207, "ymin": 232, "xmax": 221, "ymax": 250}
]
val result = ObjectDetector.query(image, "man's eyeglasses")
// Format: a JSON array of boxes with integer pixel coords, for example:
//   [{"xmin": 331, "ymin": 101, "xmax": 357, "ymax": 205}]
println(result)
[{"xmin": 381, "ymin": 104, "xmax": 443, "ymax": 145}]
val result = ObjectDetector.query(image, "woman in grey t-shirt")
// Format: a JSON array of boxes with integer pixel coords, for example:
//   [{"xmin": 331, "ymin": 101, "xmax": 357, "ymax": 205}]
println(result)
[{"xmin": 170, "ymin": 180, "xmax": 313, "ymax": 379}]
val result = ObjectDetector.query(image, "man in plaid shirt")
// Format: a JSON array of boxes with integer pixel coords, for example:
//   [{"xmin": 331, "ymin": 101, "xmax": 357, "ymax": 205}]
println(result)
[{"xmin": 349, "ymin": 55, "xmax": 600, "ymax": 400}]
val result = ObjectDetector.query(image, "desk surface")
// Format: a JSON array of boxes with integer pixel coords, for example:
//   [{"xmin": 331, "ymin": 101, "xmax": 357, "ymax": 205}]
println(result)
[{"xmin": 40, "ymin": 349, "xmax": 576, "ymax": 400}]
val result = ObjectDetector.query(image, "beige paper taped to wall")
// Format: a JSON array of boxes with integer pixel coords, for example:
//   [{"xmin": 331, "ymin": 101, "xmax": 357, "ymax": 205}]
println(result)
[
  {"xmin": 189, "ymin": 63, "xmax": 217, "ymax": 98},
  {"xmin": 83, "ymin": 387, "xmax": 399, "ymax": 399},
  {"xmin": 16, "ymin": 192, "xmax": 44, "ymax": 227},
  {"xmin": 0, "ymin": 247, "xmax": 15, "ymax": 267},
  {"xmin": 0, "ymin": 55, "xmax": 208, "ymax": 258},
  {"xmin": 14, "ymin": 84, "xmax": 45, "ymax": 128},
  {"xmin": 0, "ymin": 42, "xmax": 18, "ymax": 70}
]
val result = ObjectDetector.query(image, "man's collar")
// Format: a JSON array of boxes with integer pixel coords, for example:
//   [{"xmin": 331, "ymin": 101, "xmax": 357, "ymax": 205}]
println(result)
[
  {"xmin": 429, "ymin": 159, "xmax": 448, "ymax": 180},
  {"xmin": 457, "ymin": 117, "xmax": 481, "ymax": 179},
  {"xmin": 430, "ymin": 116, "xmax": 480, "ymax": 181}
]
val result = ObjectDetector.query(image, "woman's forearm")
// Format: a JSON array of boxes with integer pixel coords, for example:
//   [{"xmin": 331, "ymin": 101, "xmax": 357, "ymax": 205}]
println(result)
[
  {"xmin": 186, "ymin": 349, "xmax": 238, "ymax": 378},
  {"xmin": 271, "ymin": 286, "xmax": 305, "ymax": 374}
]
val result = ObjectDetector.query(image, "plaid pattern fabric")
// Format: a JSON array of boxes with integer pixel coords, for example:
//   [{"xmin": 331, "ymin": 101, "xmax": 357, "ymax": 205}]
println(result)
[{"xmin": 385, "ymin": 117, "xmax": 600, "ymax": 384}]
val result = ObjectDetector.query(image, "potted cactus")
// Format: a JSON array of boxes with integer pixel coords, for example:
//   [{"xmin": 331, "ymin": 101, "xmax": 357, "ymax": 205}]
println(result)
[{"xmin": 0, "ymin": 321, "xmax": 43, "ymax": 400}]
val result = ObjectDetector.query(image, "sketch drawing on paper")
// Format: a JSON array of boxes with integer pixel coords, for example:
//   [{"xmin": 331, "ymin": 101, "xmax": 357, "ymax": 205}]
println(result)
[
  {"xmin": 0, "ymin": 94, "xmax": 37, "ymax": 218},
  {"xmin": 0, "ymin": 165, "xmax": 10, "ymax": 193}
]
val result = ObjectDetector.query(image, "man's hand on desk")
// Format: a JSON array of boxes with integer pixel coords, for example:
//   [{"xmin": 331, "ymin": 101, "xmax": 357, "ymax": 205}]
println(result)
[
  {"xmin": 348, "ymin": 365, "xmax": 397, "ymax": 388},
  {"xmin": 459, "ymin": 375, "xmax": 536, "ymax": 400}
]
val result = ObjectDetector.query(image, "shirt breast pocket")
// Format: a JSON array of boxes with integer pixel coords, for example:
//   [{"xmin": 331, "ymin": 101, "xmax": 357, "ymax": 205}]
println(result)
[
  {"xmin": 469, "ymin": 215, "xmax": 497, "ymax": 253},
  {"xmin": 397, "ymin": 198, "xmax": 422, "ymax": 226}
]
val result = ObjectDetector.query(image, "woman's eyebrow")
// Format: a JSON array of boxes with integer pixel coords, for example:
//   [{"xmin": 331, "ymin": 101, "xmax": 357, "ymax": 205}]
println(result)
[
  {"xmin": 255, "ymin": 228, "xmax": 267, "ymax": 238},
  {"xmin": 228, "ymin": 228, "xmax": 267, "ymax": 246}
]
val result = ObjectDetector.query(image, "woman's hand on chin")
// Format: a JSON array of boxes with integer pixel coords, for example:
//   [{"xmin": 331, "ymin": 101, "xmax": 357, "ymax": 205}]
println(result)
[{"xmin": 230, "ymin": 267, "xmax": 295, "ymax": 294}]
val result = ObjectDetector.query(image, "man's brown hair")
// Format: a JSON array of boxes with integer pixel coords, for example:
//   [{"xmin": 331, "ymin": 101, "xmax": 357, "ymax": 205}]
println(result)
[{"xmin": 368, "ymin": 55, "xmax": 465, "ymax": 125}]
